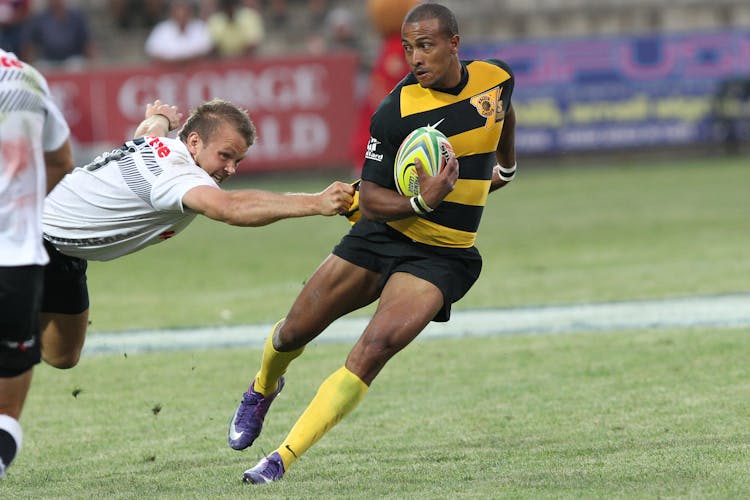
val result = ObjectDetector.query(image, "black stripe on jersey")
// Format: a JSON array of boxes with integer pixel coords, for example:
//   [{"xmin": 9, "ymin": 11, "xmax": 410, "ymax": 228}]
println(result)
[
  {"xmin": 83, "ymin": 141, "xmax": 138, "ymax": 172},
  {"xmin": 137, "ymin": 142, "xmax": 163, "ymax": 176},
  {"xmin": 425, "ymin": 201, "xmax": 485, "ymax": 233},
  {"xmin": 0, "ymin": 89, "xmax": 43, "ymax": 114},
  {"xmin": 457, "ymin": 153, "xmax": 496, "ymax": 181},
  {"xmin": 0, "ymin": 69, "xmax": 46, "ymax": 94},
  {"xmin": 119, "ymin": 154, "xmax": 152, "ymax": 206}
]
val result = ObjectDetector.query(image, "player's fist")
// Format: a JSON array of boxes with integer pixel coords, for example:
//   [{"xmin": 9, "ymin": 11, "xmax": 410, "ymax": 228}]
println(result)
[{"xmin": 318, "ymin": 181, "xmax": 356, "ymax": 215}]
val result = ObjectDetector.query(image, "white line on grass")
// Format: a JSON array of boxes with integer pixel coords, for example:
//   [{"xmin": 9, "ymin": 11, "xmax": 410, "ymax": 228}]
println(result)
[{"xmin": 82, "ymin": 293, "xmax": 750, "ymax": 356}]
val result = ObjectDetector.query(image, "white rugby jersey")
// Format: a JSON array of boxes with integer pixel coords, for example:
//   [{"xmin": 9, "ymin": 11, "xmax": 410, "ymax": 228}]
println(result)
[
  {"xmin": 0, "ymin": 49, "xmax": 70, "ymax": 266},
  {"xmin": 43, "ymin": 135, "xmax": 218, "ymax": 261}
]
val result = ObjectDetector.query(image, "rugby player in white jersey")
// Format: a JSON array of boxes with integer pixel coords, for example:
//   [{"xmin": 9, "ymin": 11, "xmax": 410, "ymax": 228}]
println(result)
[
  {"xmin": 41, "ymin": 98, "xmax": 355, "ymax": 369},
  {"xmin": 0, "ymin": 47, "xmax": 74, "ymax": 479}
]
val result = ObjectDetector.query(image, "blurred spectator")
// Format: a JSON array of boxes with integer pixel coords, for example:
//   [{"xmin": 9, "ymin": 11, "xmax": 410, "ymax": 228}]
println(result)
[
  {"xmin": 0, "ymin": 0, "xmax": 30, "ymax": 56},
  {"xmin": 265, "ymin": 0, "xmax": 327, "ymax": 28},
  {"xmin": 305, "ymin": 6, "xmax": 359, "ymax": 56},
  {"xmin": 21, "ymin": 0, "xmax": 95, "ymax": 70},
  {"xmin": 110, "ymin": 0, "xmax": 167, "ymax": 31},
  {"xmin": 144, "ymin": 0, "xmax": 213, "ymax": 66},
  {"xmin": 323, "ymin": 6, "xmax": 358, "ymax": 52},
  {"xmin": 207, "ymin": 0, "xmax": 265, "ymax": 59}
]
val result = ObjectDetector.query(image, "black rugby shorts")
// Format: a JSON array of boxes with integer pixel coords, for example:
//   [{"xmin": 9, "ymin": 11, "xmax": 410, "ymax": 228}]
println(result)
[
  {"xmin": 332, "ymin": 218, "xmax": 482, "ymax": 322},
  {"xmin": 42, "ymin": 239, "xmax": 89, "ymax": 315},
  {"xmin": 0, "ymin": 265, "xmax": 44, "ymax": 376}
]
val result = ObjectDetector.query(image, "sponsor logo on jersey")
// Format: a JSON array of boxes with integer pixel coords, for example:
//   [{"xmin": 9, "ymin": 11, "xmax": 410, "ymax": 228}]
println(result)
[
  {"xmin": 147, "ymin": 136, "xmax": 172, "ymax": 158},
  {"xmin": 364, "ymin": 136, "xmax": 384, "ymax": 162},
  {"xmin": 0, "ymin": 55, "xmax": 23, "ymax": 68},
  {"xmin": 470, "ymin": 86, "xmax": 504, "ymax": 128}
]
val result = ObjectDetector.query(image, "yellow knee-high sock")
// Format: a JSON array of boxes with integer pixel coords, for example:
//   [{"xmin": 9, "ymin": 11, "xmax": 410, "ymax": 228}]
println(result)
[
  {"xmin": 276, "ymin": 366, "xmax": 368, "ymax": 469},
  {"xmin": 253, "ymin": 319, "xmax": 304, "ymax": 396}
]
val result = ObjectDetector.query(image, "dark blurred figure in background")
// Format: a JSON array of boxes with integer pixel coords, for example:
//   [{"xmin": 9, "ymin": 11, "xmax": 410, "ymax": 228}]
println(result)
[
  {"xmin": 323, "ymin": 6, "xmax": 358, "ymax": 52},
  {"xmin": 305, "ymin": 6, "xmax": 359, "ymax": 55},
  {"xmin": 145, "ymin": 0, "xmax": 212, "ymax": 66},
  {"xmin": 712, "ymin": 77, "xmax": 750, "ymax": 155},
  {"xmin": 110, "ymin": 0, "xmax": 167, "ymax": 31},
  {"xmin": 207, "ymin": 0, "xmax": 265, "ymax": 59},
  {"xmin": 21, "ymin": 0, "xmax": 95, "ymax": 70},
  {"xmin": 0, "ymin": 0, "xmax": 30, "ymax": 56},
  {"xmin": 265, "ymin": 0, "xmax": 327, "ymax": 28}
]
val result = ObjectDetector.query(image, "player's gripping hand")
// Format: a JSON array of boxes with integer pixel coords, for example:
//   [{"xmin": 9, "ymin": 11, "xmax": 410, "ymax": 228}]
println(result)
[
  {"xmin": 316, "ymin": 181, "xmax": 356, "ymax": 216},
  {"xmin": 145, "ymin": 99, "xmax": 183, "ymax": 131},
  {"xmin": 415, "ymin": 152, "xmax": 458, "ymax": 210}
]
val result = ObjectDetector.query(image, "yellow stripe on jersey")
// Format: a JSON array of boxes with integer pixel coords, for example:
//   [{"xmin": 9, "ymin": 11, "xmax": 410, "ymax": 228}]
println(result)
[
  {"xmin": 449, "ymin": 126, "xmax": 503, "ymax": 157},
  {"xmin": 444, "ymin": 179, "xmax": 491, "ymax": 206},
  {"xmin": 400, "ymin": 61, "xmax": 512, "ymax": 117},
  {"xmin": 387, "ymin": 217, "xmax": 476, "ymax": 248}
]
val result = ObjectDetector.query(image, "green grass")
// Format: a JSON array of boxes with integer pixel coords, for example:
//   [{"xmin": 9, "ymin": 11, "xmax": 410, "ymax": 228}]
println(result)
[
  {"xmin": 85, "ymin": 155, "xmax": 750, "ymax": 332},
  {"xmin": 5, "ymin": 327, "xmax": 750, "ymax": 498},
  {"xmin": 3, "ymin": 155, "xmax": 749, "ymax": 497}
]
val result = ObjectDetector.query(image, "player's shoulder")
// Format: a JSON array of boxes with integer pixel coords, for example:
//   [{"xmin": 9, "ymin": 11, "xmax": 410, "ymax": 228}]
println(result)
[
  {"xmin": 465, "ymin": 58, "xmax": 514, "ymax": 80},
  {"xmin": 371, "ymin": 73, "xmax": 414, "ymax": 130},
  {"xmin": 157, "ymin": 137, "xmax": 197, "ymax": 168},
  {"xmin": 1, "ymin": 50, "xmax": 50, "ymax": 93},
  {"xmin": 376, "ymin": 72, "xmax": 415, "ymax": 113}
]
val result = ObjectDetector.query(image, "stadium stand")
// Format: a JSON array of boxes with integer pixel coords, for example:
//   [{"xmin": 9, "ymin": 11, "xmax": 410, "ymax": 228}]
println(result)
[{"xmin": 19, "ymin": 0, "xmax": 750, "ymax": 68}]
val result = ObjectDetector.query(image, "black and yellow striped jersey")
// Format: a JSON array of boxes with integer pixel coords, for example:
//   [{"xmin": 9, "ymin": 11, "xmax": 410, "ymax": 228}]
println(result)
[{"xmin": 361, "ymin": 58, "xmax": 514, "ymax": 248}]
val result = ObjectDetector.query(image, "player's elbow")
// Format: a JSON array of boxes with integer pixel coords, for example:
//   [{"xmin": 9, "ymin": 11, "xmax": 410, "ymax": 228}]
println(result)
[{"xmin": 359, "ymin": 205, "xmax": 386, "ymax": 222}]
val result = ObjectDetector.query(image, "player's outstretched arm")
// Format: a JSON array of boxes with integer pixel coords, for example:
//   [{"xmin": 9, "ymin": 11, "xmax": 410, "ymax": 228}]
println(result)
[
  {"xmin": 182, "ymin": 181, "xmax": 355, "ymax": 227},
  {"xmin": 133, "ymin": 100, "xmax": 183, "ymax": 138},
  {"xmin": 490, "ymin": 103, "xmax": 517, "ymax": 192}
]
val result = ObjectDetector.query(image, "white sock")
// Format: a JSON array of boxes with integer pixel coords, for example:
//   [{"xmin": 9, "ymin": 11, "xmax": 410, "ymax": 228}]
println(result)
[{"xmin": 0, "ymin": 415, "xmax": 23, "ymax": 478}]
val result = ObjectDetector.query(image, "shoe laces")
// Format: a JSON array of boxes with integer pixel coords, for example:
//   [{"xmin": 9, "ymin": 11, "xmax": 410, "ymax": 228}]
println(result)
[
  {"xmin": 237, "ymin": 390, "xmax": 262, "ymax": 419},
  {"xmin": 259, "ymin": 453, "xmax": 283, "ymax": 478}
]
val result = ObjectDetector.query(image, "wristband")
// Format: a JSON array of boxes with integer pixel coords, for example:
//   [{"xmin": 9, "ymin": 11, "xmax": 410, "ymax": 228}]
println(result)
[
  {"xmin": 414, "ymin": 194, "xmax": 434, "ymax": 213},
  {"xmin": 154, "ymin": 113, "xmax": 174, "ymax": 131},
  {"xmin": 496, "ymin": 163, "xmax": 517, "ymax": 181},
  {"xmin": 409, "ymin": 196, "xmax": 425, "ymax": 215}
]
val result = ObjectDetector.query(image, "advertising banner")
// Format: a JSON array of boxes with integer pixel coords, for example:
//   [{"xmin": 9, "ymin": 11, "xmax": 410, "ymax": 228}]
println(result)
[
  {"xmin": 464, "ymin": 30, "xmax": 750, "ymax": 154},
  {"xmin": 44, "ymin": 53, "xmax": 358, "ymax": 172}
]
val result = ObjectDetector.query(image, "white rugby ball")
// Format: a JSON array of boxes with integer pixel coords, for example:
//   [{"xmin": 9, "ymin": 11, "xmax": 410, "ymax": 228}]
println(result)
[{"xmin": 394, "ymin": 126, "xmax": 453, "ymax": 197}]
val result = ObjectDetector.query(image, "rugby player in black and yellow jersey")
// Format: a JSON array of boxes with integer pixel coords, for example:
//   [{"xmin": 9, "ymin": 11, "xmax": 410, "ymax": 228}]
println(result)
[{"xmin": 230, "ymin": 3, "xmax": 517, "ymax": 484}]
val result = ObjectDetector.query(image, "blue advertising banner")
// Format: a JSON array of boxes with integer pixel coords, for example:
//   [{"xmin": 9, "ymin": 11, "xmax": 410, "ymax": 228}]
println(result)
[{"xmin": 463, "ymin": 30, "xmax": 750, "ymax": 154}]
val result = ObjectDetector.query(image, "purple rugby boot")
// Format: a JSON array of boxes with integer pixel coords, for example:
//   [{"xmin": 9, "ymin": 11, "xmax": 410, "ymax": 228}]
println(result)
[
  {"xmin": 242, "ymin": 452, "xmax": 285, "ymax": 484},
  {"xmin": 228, "ymin": 377, "xmax": 285, "ymax": 450}
]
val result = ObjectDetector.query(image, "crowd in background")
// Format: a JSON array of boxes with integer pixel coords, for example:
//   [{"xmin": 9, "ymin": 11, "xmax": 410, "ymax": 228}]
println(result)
[
  {"xmin": 4, "ymin": 0, "xmax": 750, "ymax": 73},
  {"xmin": 0, "ymin": 0, "xmax": 361, "ymax": 70},
  {"xmin": 3, "ymin": 0, "xmax": 748, "ymax": 164}
]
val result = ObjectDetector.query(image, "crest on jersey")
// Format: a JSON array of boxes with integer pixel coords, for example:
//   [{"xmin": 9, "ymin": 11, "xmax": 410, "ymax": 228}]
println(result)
[{"xmin": 470, "ymin": 86, "xmax": 504, "ymax": 128}]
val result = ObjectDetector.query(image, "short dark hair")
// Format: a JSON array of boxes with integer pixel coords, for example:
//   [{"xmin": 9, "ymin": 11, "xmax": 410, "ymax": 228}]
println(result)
[
  {"xmin": 403, "ymin": 3, "xmax": 459, "ymax": 38},
  {"xmin": 178, "ymin": 98, "xmax": 256, "ymax": 147}
]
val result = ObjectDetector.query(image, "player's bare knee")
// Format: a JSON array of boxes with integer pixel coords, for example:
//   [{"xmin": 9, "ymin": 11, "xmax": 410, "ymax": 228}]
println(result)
[
  {"xmin": 358, "ymin": 337, "xmax": 401, "ymax": 365},
  {"xmin": 42, "ymin": 349, "xmax": 81, "ymax": 369},
  {"xmin": 276, "ymin": 317, "xmax": 318, "ymax": 351}
]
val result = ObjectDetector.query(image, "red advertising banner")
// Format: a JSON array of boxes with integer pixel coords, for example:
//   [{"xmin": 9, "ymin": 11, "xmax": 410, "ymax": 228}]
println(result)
[{"xmin": 43, "ymin": 53, "xmax": 359, "ymax": 172}]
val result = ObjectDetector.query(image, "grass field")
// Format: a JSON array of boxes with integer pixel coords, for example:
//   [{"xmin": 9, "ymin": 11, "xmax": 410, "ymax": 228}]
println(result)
[
  {"xmin": 83, "ymin": 155, "xmax": 749, "ymax": 332},
  {"xmin": 3, "ymin": 155, "xmax": 749, "ymax": 497}
]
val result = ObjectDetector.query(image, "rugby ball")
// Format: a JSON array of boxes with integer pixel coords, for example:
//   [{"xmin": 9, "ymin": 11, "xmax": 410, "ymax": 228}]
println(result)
[{"xmin": 394, "ymin": 126, "xmax": 453, "ymax": 197}]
